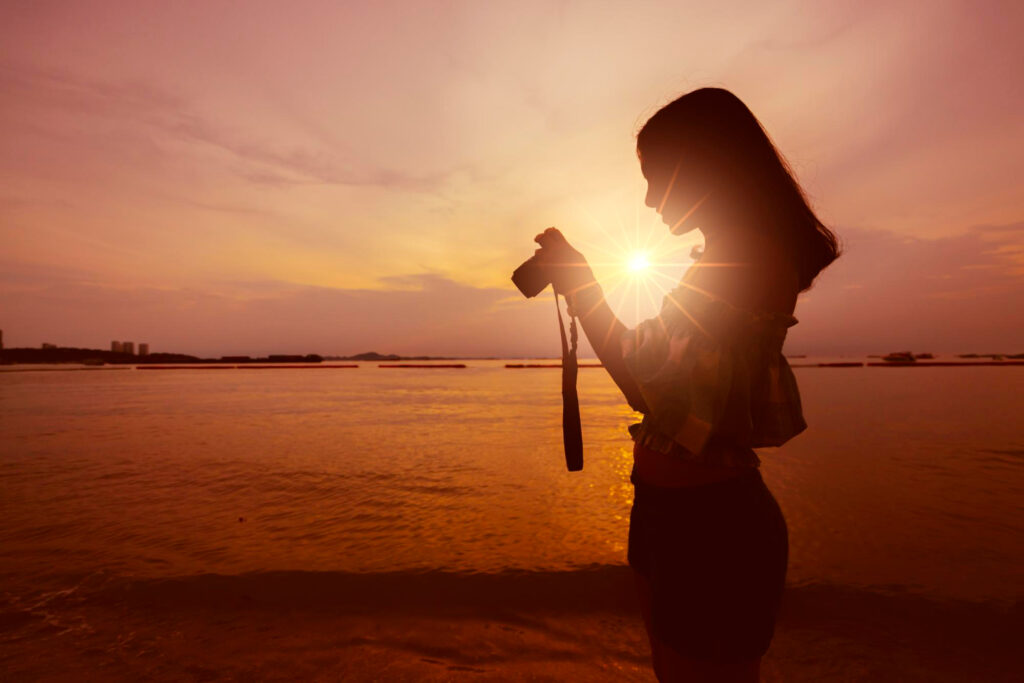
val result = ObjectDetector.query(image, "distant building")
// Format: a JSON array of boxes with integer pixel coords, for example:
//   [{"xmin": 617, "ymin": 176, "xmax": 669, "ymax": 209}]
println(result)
[
  {"xmin": 138, "ymin": 343, "xmax": 149, "ymax": 356},
  {"xmin": 111, "ymin": 341, "xmax": 123, "ymax": 353},
  {"xmin": 123, "ymin": 341, "xmax": 135, "ymax": 355},
  {"xmin": 41, "ymin": 342, "xmax": 57, "ymax": 349}
]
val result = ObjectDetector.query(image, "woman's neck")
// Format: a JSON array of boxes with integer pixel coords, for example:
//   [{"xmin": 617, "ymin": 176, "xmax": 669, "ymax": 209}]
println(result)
[
  {"xmin": 693, "ymin": 227, "xmax": 797, "ymax": 314},
  {"xmin": 699, "ymin": 225, "xmax": 753, "ymax": 260}
]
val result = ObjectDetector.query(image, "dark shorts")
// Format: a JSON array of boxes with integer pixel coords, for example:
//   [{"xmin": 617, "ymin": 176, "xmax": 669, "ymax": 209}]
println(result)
[{"xmin": 628, "ymin": 467, "xmax": 788, "ymax": 663}]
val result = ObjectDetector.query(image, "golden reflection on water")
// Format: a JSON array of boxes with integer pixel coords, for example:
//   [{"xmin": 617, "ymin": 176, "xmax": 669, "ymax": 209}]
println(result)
[
  {"xmin": 0, "ymin": 363, "xmax": 646, "ymax": 579},
  {"xmin": 605, "ymin": 445, "xmax": 636, "ymax": 556},
  {"xmin": 1, "ymin": 362, "xmax": 1022, "ymax": 603}
]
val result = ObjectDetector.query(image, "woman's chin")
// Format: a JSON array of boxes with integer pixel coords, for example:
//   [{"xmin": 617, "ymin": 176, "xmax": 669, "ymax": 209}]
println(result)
[{"xmin": 668, "ymin": 219, "xmax": 696, "ymax": 236}]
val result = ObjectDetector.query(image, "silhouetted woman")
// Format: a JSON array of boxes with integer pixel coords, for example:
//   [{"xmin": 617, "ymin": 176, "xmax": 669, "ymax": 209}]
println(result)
[{"xmin": 534, "ymin": 88, "xmax": 839, "ymax": 681}]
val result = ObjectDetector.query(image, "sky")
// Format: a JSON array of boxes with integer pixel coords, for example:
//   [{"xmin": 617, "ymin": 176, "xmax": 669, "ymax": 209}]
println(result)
[{"xmin": 1, "ymin": 0, "xmax": 1022, "ymax": 357}]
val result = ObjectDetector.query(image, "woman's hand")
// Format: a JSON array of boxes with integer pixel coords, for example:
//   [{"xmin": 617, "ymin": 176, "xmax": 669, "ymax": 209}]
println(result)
[{"xmin": 533, "ymin": 227, "xmax": 596, "ymax": 295}]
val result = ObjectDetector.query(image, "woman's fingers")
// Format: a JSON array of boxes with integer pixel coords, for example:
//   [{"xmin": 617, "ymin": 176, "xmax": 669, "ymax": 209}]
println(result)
[
  {"xmin": 533, "ymin": 228, "xmax": 589, "ymax": 281},
  {"xmin": 534, "ymin": 227, "xmax": 570, "ymax": 250},
  {"xmin": 526, "ymin": 227, "xmax": 593, "ymax": 292}
]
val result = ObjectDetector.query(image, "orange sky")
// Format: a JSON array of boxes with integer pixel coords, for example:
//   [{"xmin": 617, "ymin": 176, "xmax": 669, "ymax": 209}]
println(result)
[{"xmin": 1, "ymin": 1, "xmax": 1021, "ymax": 356}]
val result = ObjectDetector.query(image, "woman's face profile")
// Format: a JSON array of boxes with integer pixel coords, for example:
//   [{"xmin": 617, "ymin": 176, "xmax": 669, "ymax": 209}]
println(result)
[{"xmin": 639, "ymin": 149, "xmax": 705, "ymax": 236}]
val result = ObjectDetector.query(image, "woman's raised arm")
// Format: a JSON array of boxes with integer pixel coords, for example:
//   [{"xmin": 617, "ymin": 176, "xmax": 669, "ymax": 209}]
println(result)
[{"xmin": 533, "ymin": 228, "xmax": 648, "ymax": 413}]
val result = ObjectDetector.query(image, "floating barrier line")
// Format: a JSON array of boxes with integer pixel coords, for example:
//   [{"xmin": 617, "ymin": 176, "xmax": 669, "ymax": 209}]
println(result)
[
  {"xmin": 0, "ymin": 366, "xmax": 132, "ymax": 373},
  {"xmin": 505, "ymin": 363, "xmax": 604, "ymax": 368},
  {"xmin": 137, "ymin": 364, "xmax": 359, "ymax": 370},
  {"xmin": 865, "ymin": 361, "xmax": 1024, "ymax": 367},
  {"xmin": 789, "ymin": 362, "xmax": 865, "ymax": 368},
  {"xmin": 378, "ymin": 364, "xmax": 467, "ymax": 368},
  {"xmin": 236, "ymin": 364, "xmax": 358, "ymax": 369},
  {"xmin": 138, "ymin": 366, "xmax": 236, "ymax": 370}
]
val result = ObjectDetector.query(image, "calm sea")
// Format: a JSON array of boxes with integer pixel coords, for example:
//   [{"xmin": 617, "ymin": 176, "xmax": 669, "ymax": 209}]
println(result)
[{"xmin": 1, "ymin": 360, "xmax": 1022, "ymax": 608}]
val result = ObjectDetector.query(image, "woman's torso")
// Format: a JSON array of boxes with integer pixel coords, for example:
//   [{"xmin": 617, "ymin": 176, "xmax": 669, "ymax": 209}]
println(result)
[{"xmin": 632, "ymin": 247, "xmax": 799, "ymax": 488}]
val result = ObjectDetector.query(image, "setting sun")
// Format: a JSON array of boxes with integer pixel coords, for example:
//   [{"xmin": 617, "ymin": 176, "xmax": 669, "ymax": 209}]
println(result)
[{"xmin": 628, "ymin": 252, "xmax": 651, "ymax": 273}]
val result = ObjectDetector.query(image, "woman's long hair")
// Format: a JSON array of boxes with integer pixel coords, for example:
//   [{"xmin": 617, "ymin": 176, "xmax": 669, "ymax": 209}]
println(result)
[{"xmin": 637, "ymin": 88, "xmax": 839, "ymax": 291}]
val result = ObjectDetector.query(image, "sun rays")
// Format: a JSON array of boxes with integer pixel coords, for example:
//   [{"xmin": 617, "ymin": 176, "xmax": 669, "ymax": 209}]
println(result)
[
  {"xmin": 567, "ymin": 166, "xmax": 754, "ymax": 328},
  {"xmin": 627, "ymin": 252, "xmax": 651, "ymax": 273},
  {"xmin": 571, "ymin": 189, "xmax": 700, "ymax": 327}
]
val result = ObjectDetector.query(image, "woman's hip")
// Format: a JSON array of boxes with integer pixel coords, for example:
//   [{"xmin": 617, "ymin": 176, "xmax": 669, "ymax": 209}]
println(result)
[{"xmin": 627, "ymin": 471, "xmax": 788, "ymax": 661}]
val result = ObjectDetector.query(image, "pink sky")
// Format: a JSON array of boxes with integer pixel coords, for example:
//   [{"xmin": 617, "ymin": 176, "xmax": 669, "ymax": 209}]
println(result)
[{"xmin": 1, "ymin": 0, "xmax": 1021, "ymax": 356}]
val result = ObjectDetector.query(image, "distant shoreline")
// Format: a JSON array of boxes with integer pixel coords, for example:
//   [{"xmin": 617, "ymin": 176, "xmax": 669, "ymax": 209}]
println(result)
[
  {"xmin": 0, "ymin": 347, "xmax": 558, "ymax": 365},
  {"xmin": 2, "ymin": 346, "xmax": 1022, "ymax": 367}
]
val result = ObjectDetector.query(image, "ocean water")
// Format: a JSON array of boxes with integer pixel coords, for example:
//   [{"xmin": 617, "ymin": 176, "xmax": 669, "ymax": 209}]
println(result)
[{"xmin": 1, "ymin": 361, "xmax": 1022, "ymax": 679}]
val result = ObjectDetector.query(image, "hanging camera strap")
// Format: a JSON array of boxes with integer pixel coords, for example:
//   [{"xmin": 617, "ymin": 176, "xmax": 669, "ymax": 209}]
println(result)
[{"xmin": 555, "ymin": 290, "xmax": 584, "ymax": 471}]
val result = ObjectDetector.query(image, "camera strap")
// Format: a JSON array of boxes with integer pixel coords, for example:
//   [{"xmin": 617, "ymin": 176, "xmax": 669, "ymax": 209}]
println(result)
[{"xmin": 555, "ymin": 291, "xmax": 584, "ymax": 471}]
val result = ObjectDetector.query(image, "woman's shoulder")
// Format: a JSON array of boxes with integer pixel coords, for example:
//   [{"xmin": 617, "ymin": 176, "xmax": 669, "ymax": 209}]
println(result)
[
  {"xmin": 682, "ymin": 252, "xmax": 798, "ymax": 318},
  {"xmin": 658, "ymin": 280, "xmax": 797, "ymax": 343}
]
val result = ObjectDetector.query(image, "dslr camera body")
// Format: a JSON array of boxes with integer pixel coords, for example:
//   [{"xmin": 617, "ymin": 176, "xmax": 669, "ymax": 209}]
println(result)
[
  {"xmin": 511, "ymin": 228, "xmax": 570, "ymax": 298},
  {"xmin": 511, "ymin": 252, "xmax": 551, "ymax": 298}
]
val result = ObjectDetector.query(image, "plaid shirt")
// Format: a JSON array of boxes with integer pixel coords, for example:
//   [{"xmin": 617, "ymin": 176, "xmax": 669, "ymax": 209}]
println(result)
[{"xmin": 621, "ymin": 280, "xmax": 806, "ymax": 468}]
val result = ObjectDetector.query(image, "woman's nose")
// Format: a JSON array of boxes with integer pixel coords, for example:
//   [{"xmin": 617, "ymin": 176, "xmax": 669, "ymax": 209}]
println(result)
[{"xmin": 644, "ymin": 183, "xmax": 657, "ymax": 210}]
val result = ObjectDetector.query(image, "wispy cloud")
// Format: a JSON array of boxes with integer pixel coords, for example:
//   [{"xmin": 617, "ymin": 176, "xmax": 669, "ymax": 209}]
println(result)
[
  {"xmin": 790, "ymin": 223, "xmax": 1024, "ymax": 354},
  {"xmin": 0, "ymin": 62, "xmax": 451, "ymax": 191},
  {"xmin": 0, "ymin": 266, "xmax": 557, "ymax": 357},
  {"xmin": 2, "ymin": 221, "xmax": 1021, "ymax": 356}
]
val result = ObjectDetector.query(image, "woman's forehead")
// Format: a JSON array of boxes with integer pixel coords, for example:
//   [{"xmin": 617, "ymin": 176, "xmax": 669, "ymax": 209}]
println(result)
[
  {"xmin": 638, "ymin": 148, "xmax": 682, "ymax": 177},
  {"xmin": 637, "ymin": 152, "xmax": 653, "ymax": 181}
]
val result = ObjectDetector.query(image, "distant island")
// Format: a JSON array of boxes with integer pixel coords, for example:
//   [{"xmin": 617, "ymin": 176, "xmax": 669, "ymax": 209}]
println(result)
[
  {"xmin": 0, "ymin": 347, "xmax": 482, "ymax": 365},
  {"xmin": 0, "ymin": 346, "xmax": 323, "ymax": 365}
]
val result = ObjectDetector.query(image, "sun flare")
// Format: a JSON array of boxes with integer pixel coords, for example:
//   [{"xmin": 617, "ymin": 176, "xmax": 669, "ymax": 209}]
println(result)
[
  {"xmin": 628, "ymin": 252, "xmax": 650, "ymax": 273},
  {"xmin": 568, "ymin": 181, "xmax": 706, "ymax": 327}
]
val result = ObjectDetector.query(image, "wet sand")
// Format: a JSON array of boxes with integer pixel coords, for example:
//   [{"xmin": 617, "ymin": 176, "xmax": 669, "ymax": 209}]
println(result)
[{"xmin": 2, "ymin": 568, "xmax": 1019, "ymax": 681}]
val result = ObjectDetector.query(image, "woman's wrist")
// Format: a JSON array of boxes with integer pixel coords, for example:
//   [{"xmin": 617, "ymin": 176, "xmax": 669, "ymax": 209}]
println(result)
[{"xmin": 565, "ymin": 279, "xmax": 604, "ymax": 319}]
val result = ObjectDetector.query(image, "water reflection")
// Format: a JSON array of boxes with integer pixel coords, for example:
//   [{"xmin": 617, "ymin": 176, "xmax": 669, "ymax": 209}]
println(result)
[{"xmin": 1, "ymin": 362, "xmax": 1021, "ymax": 604}]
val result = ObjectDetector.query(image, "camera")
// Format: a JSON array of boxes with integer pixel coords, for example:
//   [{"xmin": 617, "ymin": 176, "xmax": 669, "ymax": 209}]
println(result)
[
  {"xmin": 511, "ymin": 252, "xmax": 551, "ymax": 298},
  {"xmin": 511, "ymin": 228, "xmax": 566, "ymax": 298}
]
